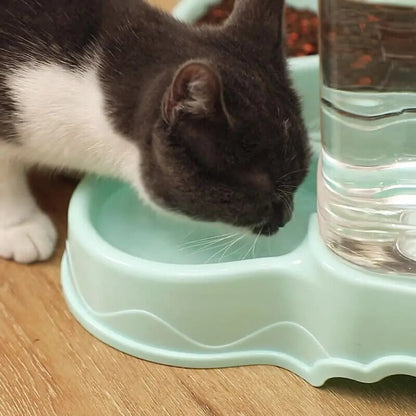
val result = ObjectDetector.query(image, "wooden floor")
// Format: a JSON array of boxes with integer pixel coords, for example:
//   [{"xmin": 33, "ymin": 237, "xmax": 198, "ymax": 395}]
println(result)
[{"xmin": 2, "ymin": 2, "xmax": 416, "ymax": 415}]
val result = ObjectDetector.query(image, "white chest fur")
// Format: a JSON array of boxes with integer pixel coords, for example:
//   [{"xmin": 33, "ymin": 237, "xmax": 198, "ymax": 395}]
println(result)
[
  {"xmin": 0, "ymin": 61, "xmax": 156, "ymax": 263},
  {"xmin": 3, "ymin": 62, "xmax": 144, "ymax": 190}
]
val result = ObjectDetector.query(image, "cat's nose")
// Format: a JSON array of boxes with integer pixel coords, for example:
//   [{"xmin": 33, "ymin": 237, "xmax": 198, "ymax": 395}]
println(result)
[
  {"xmin": 255, "ymin": 222, "xmax": 281, "ymax": 236},
  {"xmin": 253, "ymin": 200, "xmax": 294, "ymax": 236}
]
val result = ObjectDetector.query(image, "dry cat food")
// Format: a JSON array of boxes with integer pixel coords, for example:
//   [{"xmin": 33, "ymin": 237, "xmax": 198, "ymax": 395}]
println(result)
[
  {"xmin": 320, "ymin": 0, "xmax": 416, "ymax": 91},
  {"xmin": 197, "ymin": 0, "xmax": 319, "ymax": 57}
]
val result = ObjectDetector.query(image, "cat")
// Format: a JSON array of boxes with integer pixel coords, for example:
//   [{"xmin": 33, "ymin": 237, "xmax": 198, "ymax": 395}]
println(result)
[{"xmin": 0, "ymin": 0, "xmax": 310, "ymax": 264}]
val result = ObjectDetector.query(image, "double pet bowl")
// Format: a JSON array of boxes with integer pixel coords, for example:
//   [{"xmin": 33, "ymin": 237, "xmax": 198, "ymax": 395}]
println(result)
[{"xmin": 61, "ymin": 0, "xmax": 416, "ymax": 387}]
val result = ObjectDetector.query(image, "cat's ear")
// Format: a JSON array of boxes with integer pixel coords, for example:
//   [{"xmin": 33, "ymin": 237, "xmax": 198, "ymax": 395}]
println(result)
[
  {"xmin": 225, "ymin": 0, "xmax": 284, "ymax": 43},
  {"xmin": 162, "ymin": 61, "xmax": 229, "ymax": 125}
]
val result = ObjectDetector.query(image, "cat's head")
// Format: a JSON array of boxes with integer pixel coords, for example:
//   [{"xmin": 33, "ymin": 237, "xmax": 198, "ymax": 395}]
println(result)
[{"xmin": 142, "ymin": 0, "xmax": 310, "ymax": 235}]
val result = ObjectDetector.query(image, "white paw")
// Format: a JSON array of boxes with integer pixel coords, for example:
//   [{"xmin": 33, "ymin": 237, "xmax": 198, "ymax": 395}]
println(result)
[{"xmin": 0, "ymin": 211, "xmax": 57, "ymax": 263}]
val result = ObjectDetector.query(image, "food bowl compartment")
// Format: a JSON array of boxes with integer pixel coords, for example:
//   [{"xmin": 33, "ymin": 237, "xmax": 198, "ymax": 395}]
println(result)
[{"xmin": 88, "ymin": 158, "xmax": 317, "ymax": 266}]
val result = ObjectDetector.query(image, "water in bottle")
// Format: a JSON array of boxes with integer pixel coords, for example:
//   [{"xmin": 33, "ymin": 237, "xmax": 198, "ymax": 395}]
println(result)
[{"xmin": 318, "ymin": 0, "xmax": 416, "ymax": 273}]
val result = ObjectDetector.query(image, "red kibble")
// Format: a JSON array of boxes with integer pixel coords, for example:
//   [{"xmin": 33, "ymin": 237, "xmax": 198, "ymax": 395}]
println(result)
[
  {"xmin": 303, "ymin": 43, "xmax": 315, "ymax": 53},
  {"xmin": 367, "ymin": 14, "xmax": 380, "ymax": 22},
  {"xmin": 290, "ymin": 32, "xmax": 300, "ymax": 41},
  {"xmin": 360, "ymin": 54, "xmax": 373, "ymax": 64},
  {"xmin": 358, "ymin": 77, "xmax": 372, "ymax": 86},
  {"xmin": 197, "ymin": 0, "xmax": 415, "ymax": 93},
  {"xmin": 351, "ymin": 53, "xmax": 373, "ymax": 69},
  {"xmin": 197, "ymin": 0, "xmax": 319, "ymax": 58}
]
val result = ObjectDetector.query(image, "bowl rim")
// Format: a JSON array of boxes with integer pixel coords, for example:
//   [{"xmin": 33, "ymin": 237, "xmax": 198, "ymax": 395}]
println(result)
[{"xmin": 68, "ymin": 177, "xmax": 304, "ymax": 281}]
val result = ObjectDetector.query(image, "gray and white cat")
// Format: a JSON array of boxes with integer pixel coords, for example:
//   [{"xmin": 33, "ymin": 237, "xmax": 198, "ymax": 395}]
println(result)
[{"xmin": 0, "ymin": 0, "xmax": 310, "ymax": 263}]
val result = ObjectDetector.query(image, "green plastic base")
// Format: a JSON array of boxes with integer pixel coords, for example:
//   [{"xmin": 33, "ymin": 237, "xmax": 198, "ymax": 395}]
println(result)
[
  {"xmin": 62, "ymin": 207, "xmax": 416, "ymax": 387},
  {"xmin": 61, "ymin": 159, "xmax": 416, "ymax": 387}
]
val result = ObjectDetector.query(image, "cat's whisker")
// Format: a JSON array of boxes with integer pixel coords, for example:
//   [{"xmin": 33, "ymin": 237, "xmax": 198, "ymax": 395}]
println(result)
[
  {"xmin": 251, "ymin": 229, "xmax": 261, "ymax": 258},
  {"xmin": 186, "ymin": 239, "xmax": 233, "ymax": 255},
  {"xmin": 280, "ymin": 184, "xmax": 299, "ymax": 190},
  {"xmin": 178, "ymin": 233, "xmax": 237, "ymax": 250},
  {"xmin": 179, "ymin": 239, "xmax": 233, "ymax": 254},
  {"xmin": 204, "ymin": 240, "xmax": 234, "ymax": 264},
  {"xmin": 187, "ymin": 238, "xmax": 235, "ymax": 259},
  {"xmin": 241, "ymin": 230, "xmax": 261, "ymax": 261},
  {"xmin": 242, "ymin": 242, "xmax": 254, "ymax": 261},
  {"xmin": 276, "ymin": 168, "xmax": 307, "ymax": 182},
  {"xmin": 274, "ymin": 189, "xmax": 292, "ymax": 198},
  {"xmin": 204, "ymin": 233, "xmax": 246, "ymax": 264},
  {"xmin": 181, "ymin": 232, "xmax": 236, "ymax": 245},
  {"xmin": 224, "ymin": 236, "xmax": 250, "ymax": 260},
  {"xmin": 218, "ymin": 233, "xmax": 247, "ymax": 262},
  {"xmin": 281, "ymin": 193, "xmax": 294, "ymax": 218},
  {"xmin": 185, "ymin": 233, "xmax": 243, "ymax": 257}
]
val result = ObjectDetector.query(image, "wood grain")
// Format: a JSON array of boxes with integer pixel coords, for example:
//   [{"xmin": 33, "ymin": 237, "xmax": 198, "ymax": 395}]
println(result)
[{"xmin": 2, "ymin": 1, "xmax": 416, "ymax": 415}]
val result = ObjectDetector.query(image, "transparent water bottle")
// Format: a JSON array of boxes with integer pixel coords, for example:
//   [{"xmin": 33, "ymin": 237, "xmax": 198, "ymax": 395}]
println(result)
[{"xmin": 317, "ymin": 0, "xmax": 416, "ymax": 273}]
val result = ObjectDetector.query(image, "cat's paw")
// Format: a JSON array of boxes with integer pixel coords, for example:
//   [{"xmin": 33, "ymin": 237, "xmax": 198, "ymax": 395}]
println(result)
[{"xmin": 0, "ymin": 211, "xmax": 57, "ymax": 263}]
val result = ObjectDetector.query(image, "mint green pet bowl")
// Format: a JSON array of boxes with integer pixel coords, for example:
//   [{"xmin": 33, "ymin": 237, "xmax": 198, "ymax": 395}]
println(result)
[{"xmin": 61, "ymin": 0, "xmax": 416, "ymax": 387}]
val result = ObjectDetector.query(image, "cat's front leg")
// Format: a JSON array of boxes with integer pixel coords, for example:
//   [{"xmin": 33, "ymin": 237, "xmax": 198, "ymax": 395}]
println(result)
[{"xmin": 0, "ymin": 160, "xmax": 57, "ymax": 263}]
